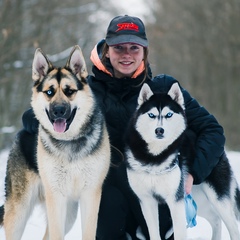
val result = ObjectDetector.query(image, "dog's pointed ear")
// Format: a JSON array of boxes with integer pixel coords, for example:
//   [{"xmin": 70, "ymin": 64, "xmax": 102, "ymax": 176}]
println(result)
[
  {"xmin": 32, "ymin": 48, "xmax": 52, "ymax": 82},
  {"xmin": 138, "ymin": 83, "xmax": 154, "ymax": 106},
  {"xmin": 168, "ymin": 83, "xmax": 185, "ymax": 110},
  {"xmin": 66, "ymin": 45, "xmax": 88, "ymax": 80}
]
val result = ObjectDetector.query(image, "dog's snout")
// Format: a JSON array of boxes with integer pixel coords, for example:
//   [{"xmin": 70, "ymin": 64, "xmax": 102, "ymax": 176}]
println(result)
[
  {"xmin": 49, "ymin": 103, "xmax": 71, "ymax": 120},
  {"xmin": 53, "ymin": 106, "xmax": 66, "ymax": 118},
  {"xmin": 155, "ymin": 127, "xmax": 164, "ymax": 136}
]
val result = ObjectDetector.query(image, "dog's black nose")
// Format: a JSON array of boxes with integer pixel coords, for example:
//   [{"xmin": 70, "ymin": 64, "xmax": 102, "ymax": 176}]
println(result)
[
  {"xmin": 155, "ymin": 127, "xmax": 164, "ymax": 137},
  {"xmin": 53, "ymin": 106, "xmax": 66, "ymax": 118},
  {"xmin": 50, "ymin": 103, "xmax": 71, "ymax": 120}
]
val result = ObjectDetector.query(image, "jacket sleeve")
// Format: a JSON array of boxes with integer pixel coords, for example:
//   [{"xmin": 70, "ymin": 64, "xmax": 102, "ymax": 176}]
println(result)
[
  {"xmin": 181, "ymin": 86, "xmax": 225, "ymax": 184},
  {"xmin": 149, "ymin": 74, "xmax": 226, "ymax": 184},
  {"xmin": 22, "ymin": 108, "xmax": 39, "ymax": 134}
]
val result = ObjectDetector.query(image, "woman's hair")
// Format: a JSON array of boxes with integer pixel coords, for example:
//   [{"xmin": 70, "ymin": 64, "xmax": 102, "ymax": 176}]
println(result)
[{"xmin": 101, "ymin": 42, "xmax": 149, "ymax": 81}]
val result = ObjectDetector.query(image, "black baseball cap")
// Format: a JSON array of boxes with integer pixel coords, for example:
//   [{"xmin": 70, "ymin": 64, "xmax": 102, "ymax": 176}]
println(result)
[{"xmin": 105, "ymin": 15, "xmax": 148, "ymax": 47}]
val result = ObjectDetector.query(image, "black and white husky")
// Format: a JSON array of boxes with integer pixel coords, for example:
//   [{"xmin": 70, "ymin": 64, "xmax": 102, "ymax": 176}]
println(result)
[{"xmin": 125, "ymin": 83, "xmax": 240, "ymax": 240}]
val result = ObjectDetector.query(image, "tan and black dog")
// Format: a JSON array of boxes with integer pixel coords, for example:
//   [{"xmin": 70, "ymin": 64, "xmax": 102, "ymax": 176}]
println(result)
[{"xmin": 0, "ymin": 46, "xmax": 110, "ymax": 240}]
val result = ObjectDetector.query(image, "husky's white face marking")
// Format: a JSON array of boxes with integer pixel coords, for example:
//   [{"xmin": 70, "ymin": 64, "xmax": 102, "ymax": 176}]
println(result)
[
  {"xmin": 136, "ymin": 105, "xmax": 186, "ymax": 155},
  {"xmin": 135, "ymin": 83, "xmax": 186, "ymax": 155}
]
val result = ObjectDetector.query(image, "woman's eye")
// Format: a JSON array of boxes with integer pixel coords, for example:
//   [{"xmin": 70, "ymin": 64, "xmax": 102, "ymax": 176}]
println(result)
[
  {"xmin": 130, "ymin": 45, "xmax": 140, "ymax": 51},
  {"xmin": 148, "ymin": 112, "xmax": 156, "ymax": 119},
  {"xmin": 113, "ymin": 46, "xmax": 123, "ymax": 51},
  {"xmin": 166, "ymin": 112, "xmax": 173, "ymax": 118}
]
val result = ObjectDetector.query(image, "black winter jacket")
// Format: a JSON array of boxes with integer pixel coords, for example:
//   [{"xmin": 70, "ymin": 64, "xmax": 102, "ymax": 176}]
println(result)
[{"xmin": 88, "ymin": 40, "xmax": 225, "ymax": 185}]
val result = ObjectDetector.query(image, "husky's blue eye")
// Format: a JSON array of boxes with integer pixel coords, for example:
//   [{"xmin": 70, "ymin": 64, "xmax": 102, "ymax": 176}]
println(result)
[
  {"xmin": 148, "ymin": 112, "xmax": 156, "ymax": 119},
  {"xmin": 166, "ymin": 112, "xmax": 173, "ymax": 118}
]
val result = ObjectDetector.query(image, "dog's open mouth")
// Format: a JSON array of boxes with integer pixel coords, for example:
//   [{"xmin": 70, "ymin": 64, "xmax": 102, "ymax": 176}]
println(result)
[
  {"xmin": 46, "ymin": 108, "xmax": 77, "ymax": 133},
  {"xmin": 53, "ymin": 118, "xmax": 67, "ymax": 133}
]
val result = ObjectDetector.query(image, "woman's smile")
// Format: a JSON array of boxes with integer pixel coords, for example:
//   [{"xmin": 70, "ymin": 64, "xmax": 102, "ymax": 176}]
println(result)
[{"xmin": 106, "ymin": 43, "xmax": 144, "ymax": 78}]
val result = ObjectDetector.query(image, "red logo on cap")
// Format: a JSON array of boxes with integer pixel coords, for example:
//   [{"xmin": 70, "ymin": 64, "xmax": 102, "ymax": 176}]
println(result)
[{"xmin": 116, "ymin": 22, "xmax": 139, "ymax": 32}]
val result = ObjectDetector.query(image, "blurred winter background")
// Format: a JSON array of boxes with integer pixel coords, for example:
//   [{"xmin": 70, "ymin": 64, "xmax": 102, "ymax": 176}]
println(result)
[{"xmin": 0, "ymin": 0, "xmax": 240, "ymax": 239}]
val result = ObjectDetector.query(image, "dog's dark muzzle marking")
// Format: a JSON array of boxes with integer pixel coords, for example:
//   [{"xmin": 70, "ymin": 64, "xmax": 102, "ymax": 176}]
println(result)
[
  {"xmin": 46, "ymin": 103, "xmax": 77, "ymax": 133},
  {"xmin": 155, "ymin": 127, "xmax": 164, "ymax": 139}
]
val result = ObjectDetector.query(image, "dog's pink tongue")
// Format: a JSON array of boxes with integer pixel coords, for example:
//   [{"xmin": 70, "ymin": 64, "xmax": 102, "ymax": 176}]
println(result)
[{"xmin": 53, "ymin": 119, "xmax": 67, "ymax": 133}]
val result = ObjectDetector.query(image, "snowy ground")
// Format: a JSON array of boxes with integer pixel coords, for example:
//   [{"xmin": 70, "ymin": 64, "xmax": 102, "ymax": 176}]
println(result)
[{"xmin": 0, "ymin": 149, "xmax": 239, "ymax": 239}]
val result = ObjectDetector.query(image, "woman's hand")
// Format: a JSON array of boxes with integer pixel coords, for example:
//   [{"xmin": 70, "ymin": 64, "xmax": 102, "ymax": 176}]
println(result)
[{"xmin": 185, "ymin": 174, "xmax": 194, "ymax": 195}]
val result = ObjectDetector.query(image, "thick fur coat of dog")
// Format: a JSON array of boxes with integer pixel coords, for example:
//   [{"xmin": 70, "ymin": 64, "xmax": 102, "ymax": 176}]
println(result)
[
  {"xmin": 0, "ymin": 46, "xmax": 110, "ymax": 240},
  {"xmin": 125, "ymin": 83, "xmax": 240, "ymax": 240}
]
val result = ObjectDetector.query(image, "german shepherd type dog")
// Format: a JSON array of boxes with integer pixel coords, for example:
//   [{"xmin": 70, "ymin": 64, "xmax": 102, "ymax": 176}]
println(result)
[
  {"xmin": 125, "ymin": 83, "xmax": 240, "ymax": 240},
  {"xmin": 0, "ymin": 46, "xmax": 110, "ymax": 240}
]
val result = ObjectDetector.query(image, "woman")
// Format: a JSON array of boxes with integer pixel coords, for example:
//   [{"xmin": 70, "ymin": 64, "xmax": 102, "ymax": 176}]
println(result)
[{"xmin": 23, "ymin": 15, "xmax": 225, "ymax": 240}]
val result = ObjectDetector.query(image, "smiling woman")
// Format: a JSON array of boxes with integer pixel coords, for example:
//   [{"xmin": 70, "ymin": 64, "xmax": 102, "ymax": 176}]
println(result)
[
  {"xmin": 91, "ymin": 14, "xmax": 149, "ymax": 81},
  {"xmin": 106, "ymin": 44, "xmax": 144, "ymax": 78}
]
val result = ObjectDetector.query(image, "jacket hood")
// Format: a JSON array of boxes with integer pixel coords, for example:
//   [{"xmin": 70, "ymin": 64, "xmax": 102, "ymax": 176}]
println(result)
[{"xmin": 90, "ymin": 39, "xmax": 145, "ymax": 79}]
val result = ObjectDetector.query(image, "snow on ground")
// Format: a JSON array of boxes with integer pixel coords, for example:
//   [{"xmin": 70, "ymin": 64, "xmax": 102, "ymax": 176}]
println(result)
[{"xmin": 0, "ymin": 149, "xmax": 239, "ymax": 239}]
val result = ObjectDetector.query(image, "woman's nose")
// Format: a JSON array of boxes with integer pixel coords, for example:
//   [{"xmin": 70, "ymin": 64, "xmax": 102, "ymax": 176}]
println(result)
[{"xmin": 122, "ymin": 47, "xmax": 130, "ymax": 55}]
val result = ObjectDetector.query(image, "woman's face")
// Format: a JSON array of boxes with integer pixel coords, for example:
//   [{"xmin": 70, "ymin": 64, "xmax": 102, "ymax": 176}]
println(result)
[{"xmin": 106, "ymin": 43, "xmax": 144, "ymax": 78}]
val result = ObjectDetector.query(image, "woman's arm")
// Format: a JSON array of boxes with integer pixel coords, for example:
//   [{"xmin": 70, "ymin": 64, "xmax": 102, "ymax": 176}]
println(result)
[
  {"xmin": 22, "ymin": 108, "xmax": 39, "ymax": 134},
  {"xmin": 149, "ymin": 74, "xmax": 225, "ymax": 185},
  {"xmin": 182, "ymin": 87, "xmax": 225, "ymax": 184}
]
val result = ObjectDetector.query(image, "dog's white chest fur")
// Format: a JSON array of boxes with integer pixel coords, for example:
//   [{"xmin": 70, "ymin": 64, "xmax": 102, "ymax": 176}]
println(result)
[
  {"xmin": 126, "ymin": 151, "xmax": 182, "ymax": 199},
  {"xmin": 37, "ymin": 131, "xmax": 110, "ymax": 200}
]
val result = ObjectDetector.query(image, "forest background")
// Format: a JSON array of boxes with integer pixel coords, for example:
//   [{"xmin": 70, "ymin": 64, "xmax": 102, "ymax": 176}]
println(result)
[{"xmin": 0, "ymin": 0, "xmax": 240, "ymax": 151}]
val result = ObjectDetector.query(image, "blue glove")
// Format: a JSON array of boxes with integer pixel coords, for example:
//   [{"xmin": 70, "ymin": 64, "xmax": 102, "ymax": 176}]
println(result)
[{"xmin": 185, "ymin": 194, "xmax": 197, "ymax": 228}]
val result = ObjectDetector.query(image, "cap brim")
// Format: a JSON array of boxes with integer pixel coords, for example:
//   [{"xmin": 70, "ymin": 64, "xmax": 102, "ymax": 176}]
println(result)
[{"xmin": 106, "ymin": 35, "xmax": 148, "ymax": 47}]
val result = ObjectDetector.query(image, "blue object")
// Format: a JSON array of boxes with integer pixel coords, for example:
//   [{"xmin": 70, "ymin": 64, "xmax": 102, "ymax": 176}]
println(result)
[{"xmin": 185, "ymin": 194, "xmax": 197, "ymax": 228}]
